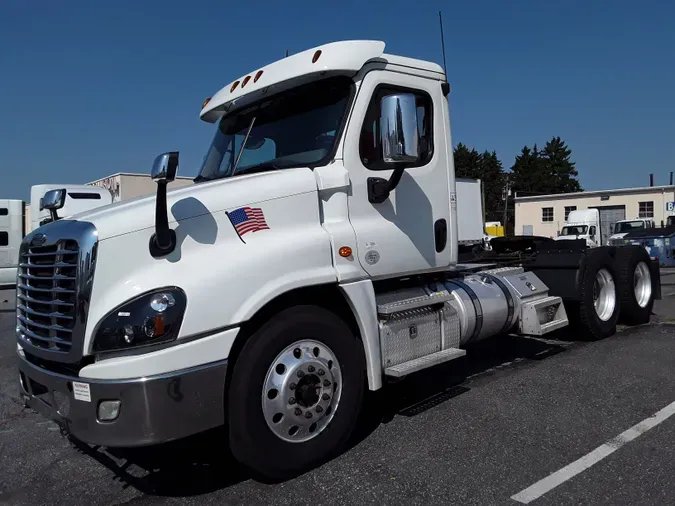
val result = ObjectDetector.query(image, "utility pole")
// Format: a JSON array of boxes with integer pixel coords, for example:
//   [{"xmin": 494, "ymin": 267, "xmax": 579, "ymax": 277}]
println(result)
[{"xmin": 502, "ymin": 180, "xmax": 511, "ymax": 232}]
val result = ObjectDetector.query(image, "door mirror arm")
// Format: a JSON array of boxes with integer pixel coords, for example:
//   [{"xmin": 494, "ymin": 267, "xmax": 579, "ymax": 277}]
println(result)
[{"xmin": 367, "ymin": 168, "xmax": 405, "ymax": 204}]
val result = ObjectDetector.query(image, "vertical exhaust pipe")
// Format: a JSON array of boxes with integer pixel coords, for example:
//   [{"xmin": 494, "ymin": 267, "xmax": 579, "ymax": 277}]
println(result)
[
  {"xmin": 670, "ymin": 171, "xmax": 673, "ymax": 186},
  {"xmin": 650, "ymin": 173, "xmax": 654, "ymax": 187}
]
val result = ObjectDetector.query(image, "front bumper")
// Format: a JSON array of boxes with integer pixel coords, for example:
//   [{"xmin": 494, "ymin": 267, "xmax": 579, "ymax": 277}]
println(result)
[{"xmin": 18, "ymin": 351, "xmax": 228, "ymax": 447}]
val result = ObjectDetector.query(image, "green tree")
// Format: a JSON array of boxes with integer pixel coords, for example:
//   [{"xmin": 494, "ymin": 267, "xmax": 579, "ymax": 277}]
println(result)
[
  {"xmin": 453, "ymin": 143, "xmax": 482, "ymax": 179},
  {"xmin": 478, "ymin": 150, "xmax": 505, "ymax": 222},
  {"xmin": 539, "ymin": 136, "xmax": 582, "ymax": 194}
]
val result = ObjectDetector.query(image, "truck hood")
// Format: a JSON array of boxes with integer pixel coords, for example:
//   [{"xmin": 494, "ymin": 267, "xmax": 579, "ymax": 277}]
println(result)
[
  {"xmin": 555, "ymin": 235, "xmax": 588, "ymax": 241},
  {"xmin": 609, "ymin": 233, "xmax": 628, "ymax": 240},
  {"xmin": 68, "ymin": 168, "xmax": 318, "ymax": 240}
]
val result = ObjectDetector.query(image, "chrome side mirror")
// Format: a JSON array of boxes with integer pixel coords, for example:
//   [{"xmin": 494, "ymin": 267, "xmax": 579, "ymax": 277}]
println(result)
[
  {"xmin": 380, "ymin": 94, "xmax": 420, "ymax": 164},
  {"xmin": 151, "ymin": 152, "xmax": 179, "ymax": 182},
  {"xmin": 41, "ymin": 189, "xmax": 67, "ymax": 222}
]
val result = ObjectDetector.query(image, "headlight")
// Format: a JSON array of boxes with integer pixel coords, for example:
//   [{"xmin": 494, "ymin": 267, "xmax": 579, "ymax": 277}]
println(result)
[{"xmin": 92, "ymin": 287, "xmax": 187, "ymax": 353}]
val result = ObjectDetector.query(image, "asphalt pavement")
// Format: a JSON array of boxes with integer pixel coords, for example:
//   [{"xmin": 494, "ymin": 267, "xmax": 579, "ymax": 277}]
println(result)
[{"xmin": 1, "ymin": 274, "xmax": 675, "ymax": 505}]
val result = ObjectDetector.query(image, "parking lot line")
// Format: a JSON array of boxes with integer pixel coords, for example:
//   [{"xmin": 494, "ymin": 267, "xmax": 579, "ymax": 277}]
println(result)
[{"xmin": 511, "ymin": 399, "xmax": 675, "ymax": 504}]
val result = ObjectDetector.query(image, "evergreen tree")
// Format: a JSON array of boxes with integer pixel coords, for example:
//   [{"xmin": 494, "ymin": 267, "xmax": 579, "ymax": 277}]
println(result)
[
  {"xmin": 453, "ymin": 143, "xmax": 482, "ymax": 179},
  {"xmin": 539, "ymin": 136, "xmax": 582, "ymax": 194},
  {"xmin": 478, "ymin": 150, "xmax": 505, "ymax": 222}
]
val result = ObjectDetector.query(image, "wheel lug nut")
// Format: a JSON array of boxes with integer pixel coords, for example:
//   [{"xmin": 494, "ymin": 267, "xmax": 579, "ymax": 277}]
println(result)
[
  {"xmin": 308, "ymin": 365, "xmax": 315, "ymax": 373},
  {"xmin": 322, "ymin": 393, "xmax": 330, "ymax": 401},
  {"xmin": 294, "ymin": 408, "xmax": 302, "ymax": 416},
  {"xmin": 323, "ymin": 379, "xmax": 331, "ymax": 387},
  {"xmin": 316, "ymin": 406, "xmax": 323, "ymax": 413},
  {"xmin": 297, "ymin": 370, "xmax": 305, "ymax": 378},
  {"xmin": 289, "ymin": 397, "xmax": 296, "ymax": 405},
  {"xmin": 318, "ymin": 369, "xmax": 325, "ymax": 376},
  {"xmin": 289, "ymin": 382, "xmax": 296, "ymax": 390},
  {"xmin": 305, "ymin": 411, "xmax": 313, "ymax": 419}
]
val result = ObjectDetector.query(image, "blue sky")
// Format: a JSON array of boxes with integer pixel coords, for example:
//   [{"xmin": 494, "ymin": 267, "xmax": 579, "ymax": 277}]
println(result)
[{"xmin": 1, "ymin": 0, "xmax": 673, "ymax": 200}]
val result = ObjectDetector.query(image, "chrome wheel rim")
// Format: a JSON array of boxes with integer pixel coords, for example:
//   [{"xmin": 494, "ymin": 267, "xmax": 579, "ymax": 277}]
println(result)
[
  {"xmin": 593, "ymin": 268, "xmax": 616, "ymax": 321},
  {"xmin": 634, "ymin": 261, "xmax": 652, "ymax": 308},
  {"xmin": 262, "ymin": 340, "xmax": 342, "ymax": 443}
]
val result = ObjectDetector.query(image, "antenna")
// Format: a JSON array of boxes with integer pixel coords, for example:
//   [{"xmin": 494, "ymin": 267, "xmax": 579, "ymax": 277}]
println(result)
[
  {"xmin": 438, "ymin": 11, "xmax": 448, "ymax": 80},
  {"xmin": 285, "ymin": 49, "xmax": 289, "ymax": 57}
]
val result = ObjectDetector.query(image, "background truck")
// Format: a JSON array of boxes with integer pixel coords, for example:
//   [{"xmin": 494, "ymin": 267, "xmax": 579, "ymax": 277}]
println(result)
[
  {"xmin": 606, "ymin": 218, "xmax": 655, "ymax": 246},
  {"xmin": 455, "ymin": 178, "xmax": 486, "ymax": 249},
  {"xmin": 0, "ymin": 185, "xmax": 112, "ymax": 288},
  {"xmin": 15, "ymin": 40, "xmax": 660, "ymax": 480},
  {"xmin": 555, "ymin": 208, "xmax": 602, "ymax": 247}
]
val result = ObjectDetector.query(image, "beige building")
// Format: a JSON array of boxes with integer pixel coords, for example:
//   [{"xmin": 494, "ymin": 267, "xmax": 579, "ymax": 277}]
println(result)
[
  {"xmin": 88, "ymin": 172, "xmax": 194, "ymax": 201},
  {"xmin": 515, "ymin": 184, "xmax": 675, "ymax": 239}
]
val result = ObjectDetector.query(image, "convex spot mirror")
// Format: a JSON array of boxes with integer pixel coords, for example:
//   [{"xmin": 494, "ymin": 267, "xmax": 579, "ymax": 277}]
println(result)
[
  {"xmin": 41, "ymin": 189, "xmax": 66, "ymax": 211},
  {"xmin": 151, "ymin": 152, "xmax": 179, "ymax": 182}
]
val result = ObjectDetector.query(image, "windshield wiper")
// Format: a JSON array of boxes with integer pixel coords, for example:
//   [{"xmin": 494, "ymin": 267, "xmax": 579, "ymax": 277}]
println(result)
[
  {"xmin": 235, "ymin": 162, "xmax": 284, "ymax": 176},
  {"xmin": 193, "ymin": 174, "xmax": 213, "ymax": 183}
]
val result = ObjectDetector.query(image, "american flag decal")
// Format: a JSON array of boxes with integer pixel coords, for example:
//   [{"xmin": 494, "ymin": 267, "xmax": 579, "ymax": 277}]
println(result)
[{"xmin": 228, "ymin": 206, "xmax": 269, "ymax": 240}]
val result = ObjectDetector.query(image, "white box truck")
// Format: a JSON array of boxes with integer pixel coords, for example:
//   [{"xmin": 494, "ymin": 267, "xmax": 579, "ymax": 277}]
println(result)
[
  {"xmin": 555, "ymin": 209, "xmax": 602, "ymax": 247},
  {"xmin": 16, "ymin": 40, "xmax": 660, "ymax": 479},
  {"xmin": 0, "ymin": 185, "xmax": 112, "ymax": 288}
]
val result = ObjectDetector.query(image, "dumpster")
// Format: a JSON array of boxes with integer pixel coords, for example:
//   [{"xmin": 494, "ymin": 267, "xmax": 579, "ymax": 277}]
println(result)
[{"xmin": 622, "ymin": 226, "xmax": 675, "ymax": 267}]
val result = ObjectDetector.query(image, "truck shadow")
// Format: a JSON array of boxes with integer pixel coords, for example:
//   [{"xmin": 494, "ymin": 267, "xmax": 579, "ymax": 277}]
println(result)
[
  {"xmin": 350, "ymin": 335, "xmax": 570, "ymax": 447},
  {"xmin": 70, "ymin": 335, "xmax": 569, "ymax": 496},
  {"xmin": 69, "ymin": 426, "xmax": 247, "ymax": 496}
]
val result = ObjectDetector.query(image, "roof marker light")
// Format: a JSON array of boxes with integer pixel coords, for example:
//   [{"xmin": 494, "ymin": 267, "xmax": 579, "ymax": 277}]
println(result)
[
  {"xmin": 312, "ymin": 50, "xmax": 322, "ymax": 63},
  {"xmin": 242, "ymin": 75, "xmax": 251, "ymax": 88},
  {"xmin": 254, "ymin": 70, "xmax": 264, "ymax": 83},
  {"xmin": 201, "ymin": 97, "xmax": 211, "ymax": 109},
  {"xmin": 230, "ymin": 80, "xmax": 240, "ymax": 92}
]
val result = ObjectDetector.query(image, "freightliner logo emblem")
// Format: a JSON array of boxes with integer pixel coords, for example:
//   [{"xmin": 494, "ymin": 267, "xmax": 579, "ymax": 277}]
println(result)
[{"xmin": 30, "ymin": 234, "xmax": 47, "ymax": 247}]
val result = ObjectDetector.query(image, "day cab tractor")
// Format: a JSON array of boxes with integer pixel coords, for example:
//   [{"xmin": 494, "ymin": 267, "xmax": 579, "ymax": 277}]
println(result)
[{"xmin": 16, "ymin": 40, "xmax": 660, "ymax": 480}]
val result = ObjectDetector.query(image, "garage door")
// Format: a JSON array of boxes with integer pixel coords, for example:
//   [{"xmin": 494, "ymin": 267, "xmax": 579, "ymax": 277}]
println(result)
[{"xmin": 590, "ymin": 205, "xmax": 626, "ymax": 244}]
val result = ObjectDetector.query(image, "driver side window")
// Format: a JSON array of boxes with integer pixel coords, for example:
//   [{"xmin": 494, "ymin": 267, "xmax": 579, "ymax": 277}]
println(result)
[{"xmin": 359, "ymin": 86, "xmax": 433, "ymax": 171}]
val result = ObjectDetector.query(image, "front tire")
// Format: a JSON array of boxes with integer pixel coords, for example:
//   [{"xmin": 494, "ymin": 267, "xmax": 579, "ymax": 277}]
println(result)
[{"xmin": 228, "ymin": 305, "xmax": 366, "ymax": 480}]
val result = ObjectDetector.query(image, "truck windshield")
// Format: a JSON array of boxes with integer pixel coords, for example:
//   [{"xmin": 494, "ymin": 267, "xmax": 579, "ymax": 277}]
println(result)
[
  {"xmin": 197, "ymin": 76, "xmax": 353, "ymax": 182},
  {"xmin": 560, "ymin": 225, "xmax": 587, "ymax": 236},
  {"xmin": 614, "ymin": 221, "xmax": 645, "ymax": 233}
]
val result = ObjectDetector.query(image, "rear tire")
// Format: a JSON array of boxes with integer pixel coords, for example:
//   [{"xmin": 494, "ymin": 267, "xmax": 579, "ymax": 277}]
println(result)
[
  {"xmin": 228, "ymin": 305, "xmax": 366, "ymax": 480},
  {"xmin": 614, "ymin": 246, "xmax": 654, "ymax": 325},
  {"xmin": 568, "ymin": 248, "xmax": 620, "ymax": 340}
]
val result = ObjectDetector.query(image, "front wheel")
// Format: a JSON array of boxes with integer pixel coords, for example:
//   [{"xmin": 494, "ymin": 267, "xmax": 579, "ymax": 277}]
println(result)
[{"xmin": 228, "ymin": 305, "xmax": 366, "ymax": 480}]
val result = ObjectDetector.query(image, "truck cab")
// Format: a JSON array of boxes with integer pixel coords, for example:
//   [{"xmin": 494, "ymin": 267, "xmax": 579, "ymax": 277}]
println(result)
[
  {"xmin": 15, "ymin": 40, "xmax": 659, "ymax": 480},
  {"xmin": 30, "ymin": 184, "xmax": 113, "ymax": 230},
  {"xmin": 555, "ymin": 209, "xmax": 601, "ymax": 247},
  {"xmin": 0, "ymin": 199, "xmax": 24, "ymax": 288},
  {"xmin": 607, "ymin": 218, "xmax": 655, "ymax": 246}
]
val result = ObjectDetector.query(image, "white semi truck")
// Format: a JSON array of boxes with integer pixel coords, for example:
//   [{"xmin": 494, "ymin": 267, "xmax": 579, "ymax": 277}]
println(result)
[
  {"xmin": 16, "ymin": 41, "xmax": 660, "ymax": 479},
  {"xmin": 0, "ymin": 185, "xmax": 112, "ymax": 288}
]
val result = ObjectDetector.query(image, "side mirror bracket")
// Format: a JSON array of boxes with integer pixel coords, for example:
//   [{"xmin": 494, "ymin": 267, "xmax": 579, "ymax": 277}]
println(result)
[
  {"xmin": 149, "ymin": 152, "xmax": 178, "ymax": 258},
  {"xmin": 367, "ymin": 168, "xmax": 405, "ymax": 204}
]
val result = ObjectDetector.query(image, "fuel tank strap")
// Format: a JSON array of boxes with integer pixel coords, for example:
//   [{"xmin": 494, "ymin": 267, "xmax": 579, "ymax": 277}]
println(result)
[
  {"xmin": 481, "ymin": 273, "xmax": 515, "ymax": 334},
  {"xmin": 449, "ymin": 279, "xmax": 483, "ymax": 344}
]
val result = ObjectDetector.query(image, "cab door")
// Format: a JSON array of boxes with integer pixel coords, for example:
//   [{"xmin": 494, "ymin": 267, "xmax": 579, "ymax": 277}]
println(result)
[{"xmin": 342, "ymin": 70, "xmax": 453, "ymax": 278}]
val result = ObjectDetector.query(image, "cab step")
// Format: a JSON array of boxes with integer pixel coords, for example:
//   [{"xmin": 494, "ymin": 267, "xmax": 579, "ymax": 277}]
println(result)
[
  {"xmin": 384, "ymin": 347, "xmax": 466, "ymax": 378},
  {"xmin": 376, "ymin": 286, "xmax": 453, "ymax": 316}
]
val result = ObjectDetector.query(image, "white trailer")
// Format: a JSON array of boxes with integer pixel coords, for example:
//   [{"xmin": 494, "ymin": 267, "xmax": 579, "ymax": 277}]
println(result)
[
  {"xmin": 0, "ymin": 200, "xmax": 25, "ymax": 288},
  {"xmin": 455, "ymin": 178, "xmax": 485, "ymax": 247},
  {"xmin": 29, "ymin": 184, "xmax": 113, "ymax": 231},
  {"xmin": 16, "ymin": 40, "xmax": 660, "ymax": 480}
]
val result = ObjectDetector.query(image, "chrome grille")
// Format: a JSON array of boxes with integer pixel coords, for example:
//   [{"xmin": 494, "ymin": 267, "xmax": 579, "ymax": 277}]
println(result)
[
  {"xmin": 16, "ymin": 220, "xmax": 98, "ymax": 363},
  {"xmin": 17, "ymin": 241, "xmax": 79, "ymax": 352}
]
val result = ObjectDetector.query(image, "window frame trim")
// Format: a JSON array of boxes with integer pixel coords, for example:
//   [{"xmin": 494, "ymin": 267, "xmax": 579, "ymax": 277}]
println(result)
[{"xmin": 542, "ymin": 206, "xmax": 554, "ymax": 223}]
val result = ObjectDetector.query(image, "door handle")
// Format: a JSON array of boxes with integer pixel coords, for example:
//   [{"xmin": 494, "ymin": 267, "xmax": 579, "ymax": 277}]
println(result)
[{"xmin": 434, "ymin": 219, "xmax": 447, "ymax": 253}]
